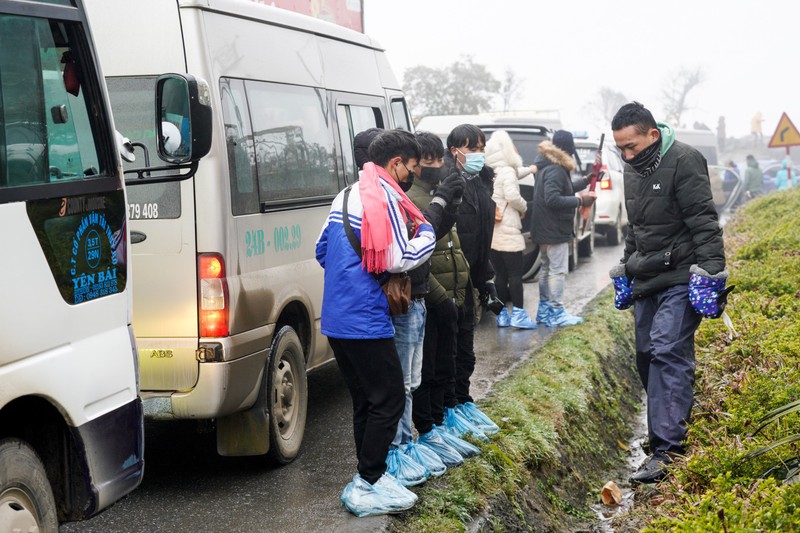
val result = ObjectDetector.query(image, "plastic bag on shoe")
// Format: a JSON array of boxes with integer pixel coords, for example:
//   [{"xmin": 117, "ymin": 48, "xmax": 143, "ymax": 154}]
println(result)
[
  {"xmin": 457, "ymin": 402, "xmax": 499, "ymax": 435},
  {"xmin": 386, "ymin": 447, "xmax": 429, "ymax": 487},
  {"xmin": 442, "ymin": 407, "xmax": 489, "ymax": 441},
  {"xmin": 418, "ymin": 429, "xmax": 464, "ymax": 467},
  {"xmin": 434, "ymin": 426, "xmax": 480, "ymax": 458},
  {"xmin": 340, "ymin": 474, "xmax": 416, "ymax": 517},
  {"xmin": 403, "ymin": 442, "xmax": 447, "ymax": 477}
]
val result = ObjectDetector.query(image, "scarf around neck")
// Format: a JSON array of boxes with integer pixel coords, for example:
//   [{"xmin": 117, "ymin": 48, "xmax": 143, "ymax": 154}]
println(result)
[
  {"xmin": 628, "ymin": 137, "xmax": 662, "ymax": 177},
  {"xmin": 358, "ymin": 162, "xmax": 426, "ymax": 273}
]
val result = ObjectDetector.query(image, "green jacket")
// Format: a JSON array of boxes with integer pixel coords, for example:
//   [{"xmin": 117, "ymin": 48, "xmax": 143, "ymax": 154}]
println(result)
[
  {"xmin": 407, "ymin": 179, "xmax": 471, "ymax": 306},
  {"xmin": 744, "ymin": 159, "xmax": 763, "ymax": 194}
]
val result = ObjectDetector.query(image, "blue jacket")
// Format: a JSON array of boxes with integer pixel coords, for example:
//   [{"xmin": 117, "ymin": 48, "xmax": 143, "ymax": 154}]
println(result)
[{"xmin": 316, "ymin": 178, "xmax": 436, "ymax": 339}]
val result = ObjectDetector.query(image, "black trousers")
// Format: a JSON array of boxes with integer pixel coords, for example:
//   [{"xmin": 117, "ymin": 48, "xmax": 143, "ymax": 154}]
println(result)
[
  {"xmin": 491, "ymin": 249, "xmax": 525, "ymax": 308},
  {"xmin": 447, "ymin": 292, "xmax": 476, "ymax": 407},
  {"xmin": 633, "ymin": 284, "xmax": 702, "ymax": 457},
  {"xmin": 413, "ymin": 301, "xmax": 458, "ymax": 433},
  {"xmin": 329, "ymin": 336, "xmax": 405, "ymax": 485}
]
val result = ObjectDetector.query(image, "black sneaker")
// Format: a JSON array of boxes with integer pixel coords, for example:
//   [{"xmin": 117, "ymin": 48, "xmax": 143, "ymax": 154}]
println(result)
[{"xmin": 630, "ymin": 455, "xmax": 670, "ymax": 484}]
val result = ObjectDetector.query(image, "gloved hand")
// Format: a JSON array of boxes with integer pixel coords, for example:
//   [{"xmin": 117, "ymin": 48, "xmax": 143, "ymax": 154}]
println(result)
[
  {"xmin": 579, "ymin": 191, "xmax": 598, "ymax": 208},
  {"xmin": 689, "ymin": 265, "xmax": 733, "ymax": 319},
  {"xmin": 481, "ymin": 280, "xmax": 505, "ymax": 315},
  {"xmin": 609, "ymin": 264, "xmax": 633, "ymax": 310},
  {"xmin": 434, "ymin": 172, "xmax": 465, "ymax": 206}
]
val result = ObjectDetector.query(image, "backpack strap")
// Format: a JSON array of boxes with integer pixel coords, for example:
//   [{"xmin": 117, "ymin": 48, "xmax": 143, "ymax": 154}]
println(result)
[{"xmin": 341, "ymin": 186, "xmax": 362, "ymax": 259}]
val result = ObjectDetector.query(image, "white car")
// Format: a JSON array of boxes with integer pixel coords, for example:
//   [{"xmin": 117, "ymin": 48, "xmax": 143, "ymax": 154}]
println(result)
[{"xmin": 574, "ymin": 137, "xmax": 626, "ymax": 245}]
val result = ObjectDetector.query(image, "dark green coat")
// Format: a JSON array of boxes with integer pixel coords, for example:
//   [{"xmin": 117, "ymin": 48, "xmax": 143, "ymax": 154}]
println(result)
[
  {"xmin": 622, "ymin": 139, "xmax": 725, "ymax": 298},
  {"xmin": 407, "ymin": 179, "xmax": 471, "ymax": 307}
]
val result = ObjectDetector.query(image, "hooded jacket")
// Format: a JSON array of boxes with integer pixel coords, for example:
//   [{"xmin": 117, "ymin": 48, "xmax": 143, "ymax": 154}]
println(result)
[
  {"xmin": 621, "ymin": 123, "xmax": 725, "ymax": 298},
  {"xmin": 407, "ymin": 178, "xmax": 471, "ymax": 306},
  {"xmin": 530, "ymin": 141, "xmax": 582, "ymax": 245},
  {"xmin": 744, "ymin": 158, "xmax": 763, "ymax": 195},
  {"xmin": 486, "ymin": 130, "xmax": 529, "ymax": 252},
  {"xmin": 775, "ymin": 160, "xmax": 794, "ymax": 190}
]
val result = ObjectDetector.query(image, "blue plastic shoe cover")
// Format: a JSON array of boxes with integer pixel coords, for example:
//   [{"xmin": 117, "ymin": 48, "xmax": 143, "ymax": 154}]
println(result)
[
  {"xmin": 545, "ymin": 308, "xmax": 583, "ymax": 327},
  {"xmin": 536, "ymin": 301, "xmax": 552, "ymax": 324},
  {"xmin": 496, "ymin": 307, "xmax": 511, "ymax": 327},
  {"xmin": 442, "ymin": 407, "xmax": 489, "ymax": 441},
  {"xmin": 386, "ymin": 447, "xmax": 429, "ymax": 487},
  {"xmin": 434, "ymin": 426, "xmax": 480, "ymax": 458},
  {"xmin": 340, "ymin": 473, "xmax": 417, "ymax": 517},
  {"xmin": 403, "ymin": 442, "xmax": 446, "ymax": 477},
  {"xmin": 456, "ymin": 402, "xmax": 499, "ymax": 435},
  {"xmin": 417, "ymin": 429, "xmax": 464, "ymax": 467},
  {"xmin": 510, "ymin": 307, "xmax": 537, "ymax": 329}
]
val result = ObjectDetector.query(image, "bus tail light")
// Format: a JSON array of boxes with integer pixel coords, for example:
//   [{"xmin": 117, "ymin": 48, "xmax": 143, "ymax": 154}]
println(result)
[
  {"xmin": 198, "ymin": 253, "xmax": 229, "ymax": 338},
  {"xmin": 599, "ymin": 168, "xmax": 612, "ymax": 190}
]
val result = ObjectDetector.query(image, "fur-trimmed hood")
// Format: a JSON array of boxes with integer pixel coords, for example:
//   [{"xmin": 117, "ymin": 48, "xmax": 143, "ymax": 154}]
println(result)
[
  {"xmin": 485, "ymin": 130, "xmax": 523, "ymax": 170},
  {"xmin": 537, "ymin": 140, "xmax": 576, "ymax": 172}
]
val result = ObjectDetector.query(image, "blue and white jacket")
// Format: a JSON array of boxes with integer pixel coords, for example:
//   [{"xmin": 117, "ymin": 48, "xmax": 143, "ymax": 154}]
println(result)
[{"xmin": 316, "ymin": 179, "xmax": 436, "ymax": 339}]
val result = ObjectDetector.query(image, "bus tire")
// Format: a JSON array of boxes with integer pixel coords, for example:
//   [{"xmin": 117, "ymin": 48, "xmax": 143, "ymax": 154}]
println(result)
[
  {"xmin": 0, "ymin": 438, "xmax": 58, "ymax": 533},
  {"xmin": 266, "ymin": 326, "xmax": 308, "ymax": 464}
]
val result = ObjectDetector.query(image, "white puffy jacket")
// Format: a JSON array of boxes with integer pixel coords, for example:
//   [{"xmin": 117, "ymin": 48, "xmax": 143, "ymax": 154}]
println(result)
[{"xmin": 485, "ymin": 130, "xmax": 530, "ymax": 252}]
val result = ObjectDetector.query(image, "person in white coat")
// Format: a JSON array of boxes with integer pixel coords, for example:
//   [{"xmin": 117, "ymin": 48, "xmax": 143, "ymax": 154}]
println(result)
[{"xmin": 486, "ymin": 130, "xmax": 537, "ymax": 328}]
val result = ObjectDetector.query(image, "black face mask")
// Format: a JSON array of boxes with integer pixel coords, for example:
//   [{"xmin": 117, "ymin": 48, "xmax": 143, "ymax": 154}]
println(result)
[
  {"xmin": 626, "ymin": 137, "xmax": 662, "ymax": 177},
  {"xmin": 419, "ymin": 165, "xmax": 443, "ymax": 185},
  {"xmin": 400, "ymin": 172, "xmax": 414, "ymax": 192}
]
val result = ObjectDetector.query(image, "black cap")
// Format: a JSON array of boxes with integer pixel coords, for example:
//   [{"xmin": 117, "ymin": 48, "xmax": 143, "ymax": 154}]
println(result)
[
  {"xmin": 552, "ymin": 130, "xmax": 576, "ymax": 156},
  {"xmin": 354, "ymin": 128, "xmax": 384, "ymax": 170}
]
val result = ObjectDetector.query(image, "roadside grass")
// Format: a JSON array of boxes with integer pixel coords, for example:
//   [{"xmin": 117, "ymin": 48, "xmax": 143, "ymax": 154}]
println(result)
[
  {"xmin": 631, "ymin": 187, "xmax": 800, "ymax": 532},
  {"xmin": 391, "ymin": 289, "xmax": 639, "ymax": 532}
]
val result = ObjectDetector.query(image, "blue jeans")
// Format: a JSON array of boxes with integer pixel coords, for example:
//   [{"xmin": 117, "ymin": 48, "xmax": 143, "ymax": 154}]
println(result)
[
  {"xmin": 538, "ymin": 242, "xmax": 568, "ymax": 310},
  {"xmin": 391, "ymin": 299, "xmax": 426, "ymax": 446}
]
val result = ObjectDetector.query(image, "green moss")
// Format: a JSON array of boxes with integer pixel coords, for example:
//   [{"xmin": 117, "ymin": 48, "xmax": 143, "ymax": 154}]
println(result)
[{"xmin": 391, "ymin": 291, "xmax": 639, "ymax": 532}]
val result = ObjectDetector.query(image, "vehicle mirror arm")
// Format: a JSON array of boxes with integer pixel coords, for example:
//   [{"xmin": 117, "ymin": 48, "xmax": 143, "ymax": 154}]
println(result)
[
  {"xmin": 129, "ymin": 141, "xmax": 151, "ymax": 176},
  {"xmin": 123, "ymin": 160, "xmax": 199, "ymax": 185}
]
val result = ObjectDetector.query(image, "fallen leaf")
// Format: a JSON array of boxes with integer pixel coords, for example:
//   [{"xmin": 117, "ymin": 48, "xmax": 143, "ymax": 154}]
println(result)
[
  {"xmin": 617, "ymin": 440, "xmax": 630, "ymax": 451},
  {"xmin": 601, "ymin": 481, "xmax": 623, "ymax": 506}
]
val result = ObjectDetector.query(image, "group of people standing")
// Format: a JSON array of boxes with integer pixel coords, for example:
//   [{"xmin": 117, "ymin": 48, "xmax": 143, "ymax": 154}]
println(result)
[{"xmin": 316, "ymin": 101, "xmax": 730, "ymax": 517}]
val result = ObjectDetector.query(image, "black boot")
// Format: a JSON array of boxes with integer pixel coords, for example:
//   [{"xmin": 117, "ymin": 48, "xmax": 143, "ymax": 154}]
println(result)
[{"xmin": 630, "ymin": 454, "xmax": 670, "ymax": 484}]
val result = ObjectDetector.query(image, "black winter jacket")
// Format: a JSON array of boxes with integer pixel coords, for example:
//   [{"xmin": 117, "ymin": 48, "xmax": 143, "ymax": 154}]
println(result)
[
  {"xmin": 622, "ymin": 139, "xmax": 725, "ymax": 297},
  {"xmin": 530, "ymin": 141, "xmax": 586, "ymax": 245},
  {"xmin": 443, "ymin": 153, "xmax": 496, "ymax": 292}
]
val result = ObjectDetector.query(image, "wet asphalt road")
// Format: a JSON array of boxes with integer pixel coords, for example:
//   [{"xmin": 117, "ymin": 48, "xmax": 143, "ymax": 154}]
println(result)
[{"xmin": 61, "ymin": 240, "xmax": 625, "ymax": 533}]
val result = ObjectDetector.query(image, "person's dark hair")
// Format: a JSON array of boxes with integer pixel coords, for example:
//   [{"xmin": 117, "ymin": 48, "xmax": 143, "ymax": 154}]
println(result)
[
  {"xmin": 611, "ymin": 101, "xmax": 658, "ymax": 134},
  {"xmin": 415, "ymin": 131, "xmax": 444, "ymax": 160},
  {"xmin": 353, "ymin": 127, "xmax": 384, "ymax": 170},
  {"xmin": 446, "ymin": 124, "xmax": 485, "ymax": 150},
  {"xmin": 368, "ymin": 129, "xmax": 421, "ymax": 167}
]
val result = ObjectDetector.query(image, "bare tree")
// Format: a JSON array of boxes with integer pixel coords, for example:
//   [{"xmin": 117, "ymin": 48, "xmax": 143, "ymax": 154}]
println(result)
[
  {"xmin": 598, "ymin": 87, "xmax": 629, "ymax": 124},
  {"xmin": 661, "ymin": 67, "xmax": 705, "ymax": 127},
  {"xmin": 403, "ymin": 56, "xmax": 500, "ymax": 123},
  {"xmin": 500, "ymin": 68, "xmax": 525, "ymax": 112}
]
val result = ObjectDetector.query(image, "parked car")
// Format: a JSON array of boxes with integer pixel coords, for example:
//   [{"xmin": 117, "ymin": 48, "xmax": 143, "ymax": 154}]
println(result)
[
  {"xmin": 416, "ymin": 113, "xmax": 595, "ymax": 278},
  {"xmin": 573, "ymin": 136, "xmax": 626, "ymax": 245}
]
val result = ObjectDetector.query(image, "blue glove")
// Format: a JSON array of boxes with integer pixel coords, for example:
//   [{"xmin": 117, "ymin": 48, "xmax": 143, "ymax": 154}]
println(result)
[
  {"xmin": 609, "ymin": 264, "xmax": 633, "ymax": 310},
  {"xmin": 688, "ymin": 265, "xmax": 731, "ymax": 319}
]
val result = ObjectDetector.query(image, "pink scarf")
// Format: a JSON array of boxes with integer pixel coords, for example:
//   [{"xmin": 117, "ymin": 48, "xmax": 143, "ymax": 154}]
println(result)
[{"xmin": 359, "ymin": 162, "xmax": 426, "ymax": 273}]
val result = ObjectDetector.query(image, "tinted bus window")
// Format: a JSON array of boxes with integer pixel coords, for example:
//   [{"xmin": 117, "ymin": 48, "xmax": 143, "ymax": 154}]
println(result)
[
  {"xmin": 390, "ymin": 98, "xmax": 411, "ymax": 131},
  {"xmin": 106, "ymin": 76, "xmax": 181, "ymax": 219},
  {"xmin": 220, "ymin": 78, "xmax": 258, "ymax": 215},
  {"xmin": 245, "ymin": 81, "xmax": 337, "ymax": 202},
  {"xmin": 0, "ymin": 16, "xmax": 102, "ymax": 188}
]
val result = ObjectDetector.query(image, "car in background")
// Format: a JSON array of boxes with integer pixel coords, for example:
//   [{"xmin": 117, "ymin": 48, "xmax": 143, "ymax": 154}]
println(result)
[
  {"xmin": 416, "ymin": 113, "xmax": 595, "ymax": 278},
  {"xmin": 573, "ymin": 135, "xmax": 626, "ymax": 245}
]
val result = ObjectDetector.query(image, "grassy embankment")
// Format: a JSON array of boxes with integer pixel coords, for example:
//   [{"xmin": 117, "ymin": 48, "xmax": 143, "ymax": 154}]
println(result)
[
  {"xmin": 630, "ymin": 187, "xmax": 800, "ymax": 531},
  {"xmin": 391, "ymin": 289, "xmax": 640, "ymax": 532}
]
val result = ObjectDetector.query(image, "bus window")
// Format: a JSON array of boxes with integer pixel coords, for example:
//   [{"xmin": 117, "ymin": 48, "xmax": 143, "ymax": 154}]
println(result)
[
  {"xmin": 220, "ymin": 78, "xmax": 258, "ymax": 215},
  {"xmin": 391, "ymin": 98, "xmax": 412, "ymax": 131},
  {"xmin": 245, "ymin": 81, "xmax": 337, "ymax": 204}
]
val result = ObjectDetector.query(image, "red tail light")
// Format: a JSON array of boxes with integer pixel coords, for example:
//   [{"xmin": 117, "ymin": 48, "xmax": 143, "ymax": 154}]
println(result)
[
  {"xmin": 599, "ymin": 168, "xmax": 612, "ymax": 190},
  {"xmin": 198, "ymin": 253, "xmax": 229, "ymax": 337}
]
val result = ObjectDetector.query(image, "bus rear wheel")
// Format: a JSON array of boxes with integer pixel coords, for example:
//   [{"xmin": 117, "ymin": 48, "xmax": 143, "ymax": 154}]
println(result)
[
  {"xmin": 266, "ymin": 326, "xmax": 308, "ymax": 464},
  {"xmin": 0, "ymin": 438, "xmax": 57, "ymax": 533}
]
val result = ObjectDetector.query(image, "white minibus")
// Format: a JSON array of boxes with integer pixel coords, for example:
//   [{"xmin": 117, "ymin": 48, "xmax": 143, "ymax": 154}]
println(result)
[
  {"xmin": 0, "ymin": 0, "xmax": 210, "ymax": 530},
  {"xmin": 83, "ymin": 0, "xmax": 413, "ymax": 461}
]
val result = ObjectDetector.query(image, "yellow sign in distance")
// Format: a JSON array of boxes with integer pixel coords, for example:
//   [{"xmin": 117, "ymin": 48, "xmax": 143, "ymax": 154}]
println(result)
[{"xmin": 768, "ymin": 112, "xmax": 800, "ymax": 148}]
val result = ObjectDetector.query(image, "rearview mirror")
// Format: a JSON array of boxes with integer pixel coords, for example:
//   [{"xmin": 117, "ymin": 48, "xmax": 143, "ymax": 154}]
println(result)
[{"xmin": 155, "ymin": 74, "xmax": 212, "ymax": 164}]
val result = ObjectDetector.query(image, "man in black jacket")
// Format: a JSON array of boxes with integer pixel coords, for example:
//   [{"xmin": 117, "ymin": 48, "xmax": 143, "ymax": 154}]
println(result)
[
  {"xmin": 530, "ymin": 130, "xmax": 596, "ymax": 327},
  {"xmin": 610, "ymin": 102, "xmax": 728, "ymax": 484}
]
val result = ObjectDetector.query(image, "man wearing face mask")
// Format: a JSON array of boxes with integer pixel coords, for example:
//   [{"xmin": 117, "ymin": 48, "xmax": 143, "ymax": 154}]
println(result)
[
  {"xmin": 317, "ymin": 129, "xmax": 441, "ymax": 516},
  {"xmin": 438, "ymin": 124, "xmax": 504, "ymax": 437},
  {"xmin": 610, "ymin": 102, "xmax": 727, "ymax": 484}
]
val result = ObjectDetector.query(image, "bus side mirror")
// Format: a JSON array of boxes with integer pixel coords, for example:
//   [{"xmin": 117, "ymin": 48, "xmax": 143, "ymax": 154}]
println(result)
[{"xmin": 155, "ymin": 74, "xmax": 212, "ymax": 164}]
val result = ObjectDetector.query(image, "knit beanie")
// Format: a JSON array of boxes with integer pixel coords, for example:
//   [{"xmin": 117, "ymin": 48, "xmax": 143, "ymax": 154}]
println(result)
[
  {"xmin": 354, "ymin": 128, "xmax": 384, "ymax": 170},
  {"xmin": 552, "ymin": 130, "xmax": 576, "ymax": 156}
]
